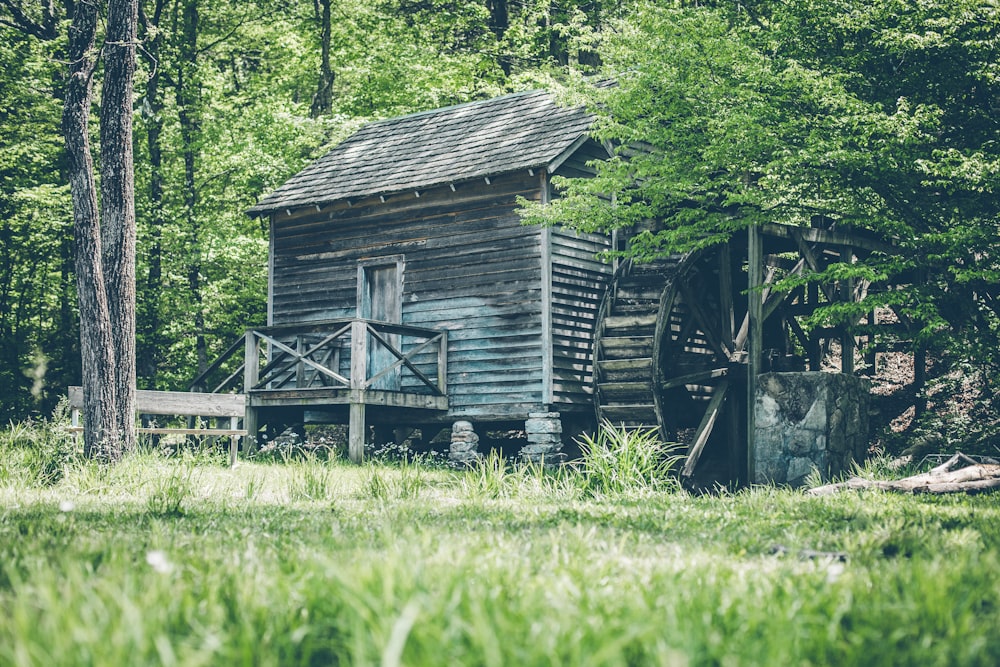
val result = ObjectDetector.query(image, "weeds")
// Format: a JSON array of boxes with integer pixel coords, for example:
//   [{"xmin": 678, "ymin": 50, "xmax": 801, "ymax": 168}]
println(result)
[
  {"xmin": 360, "ymin": 459, "xmax": 427, "ymax": 501},
  {"xmin": 145, "ymin": 459, "xmax": 197, "ymax": 517},
  {"xmin": 575, "ymin": 421, "xmax": 681, "ymax": 496},
  {"xmin": 363, "ymin": 465, "xmax": 392, "ymax": 500},
  {"xmin": 0, "ymin": 407, "xmax": 78, "ymax": 488},
  {"xmin": 463, "ymin": 450, "xmax": 513, "ymax": 499},
  {"xmin": 243, "ymin": 470, "xmax": 265, "ymax": 500},
  {"xmin": 287, "ymin": 453, "xmax": 335, "ymax": 501},
  {"xmin": 462, "ymin": 451, "xmax": 583, "ymax": 501}
]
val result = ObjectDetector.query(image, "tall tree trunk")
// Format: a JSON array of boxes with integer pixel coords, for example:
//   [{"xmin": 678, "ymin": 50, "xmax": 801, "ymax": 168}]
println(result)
[
  {"xmin": 310, "ymin": 0, "xmax": 334, "ymax": 117},
  {"xmin": 486, "ymin": 0, "xmax": 510, "ymax": 75},
  {"xmin": 175, "ymin": 0, "xmax": 208, "ymax": 375},
  {"xmin": 101, "ymin": 0, "xmax": 139, "ymax": 454},
  {"xmin": 138, "ymin": 0, "xmax": 166, "ymax": 389},
  {"xmin": 63, "ymin": 0, "xmax": 119, "ymax": 458}
]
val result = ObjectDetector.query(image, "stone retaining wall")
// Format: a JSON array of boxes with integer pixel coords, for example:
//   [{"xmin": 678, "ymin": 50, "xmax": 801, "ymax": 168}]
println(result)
[{"xmin": 753, "ymin": 372, "xmax": 870, "ymax": 487}]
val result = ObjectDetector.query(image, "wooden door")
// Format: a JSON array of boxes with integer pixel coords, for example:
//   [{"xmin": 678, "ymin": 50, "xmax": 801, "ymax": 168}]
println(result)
[{"xmin": 358, "ymin": 258, "xmax": 403, "ymax": 390}]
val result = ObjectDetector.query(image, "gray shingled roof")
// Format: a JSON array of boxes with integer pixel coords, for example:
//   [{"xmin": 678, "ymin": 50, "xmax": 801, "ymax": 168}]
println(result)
[{"xmin": 249, "ymin": 90, "xmax": 594, "ymax": 215}]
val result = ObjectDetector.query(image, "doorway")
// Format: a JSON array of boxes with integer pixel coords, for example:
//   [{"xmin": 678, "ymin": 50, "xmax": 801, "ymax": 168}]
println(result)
[{"xmin": 357, "ymin": 256, "xmax": 404, "ymax": 390}]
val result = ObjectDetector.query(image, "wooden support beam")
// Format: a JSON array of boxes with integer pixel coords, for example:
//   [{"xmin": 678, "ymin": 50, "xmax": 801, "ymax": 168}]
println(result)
[
  {"xmin": 718, "ymin": 244, "xmax": 735, "ymax": 348},
  {"xmin": 680, "ymin": 283, "xmax": 733, "ymax": 361},
  {"xmin": 682, "ymin": 379, "xmax": 729, "ymax": 479},
  {"xmin": 349, "ymin": 401, "xmax": 366, "ymax": 464},
  {"xmin": 245, "ymin": 331, "xmax": 260, "ymax": 392},
  {"xmin": 229, "ymin": 416, "xmax": 239, "ymax": 467},
  {"xmin": 438, "ymin": 330, "xmax": 448, "ymax": 396},
  {"xmin": 791, "ymin": 228, "xmax": 837, "ymax": 303},
  {"xmin": 747, "ymin": 224, "xmax": 763, "ymax": 483},
  {"xmin": 349, "ymin": 319, "xmax": 368, "ymax": 463},
  {"xmin": 761, "ymin": 222, "xmax": 897, "ymax": 254},
  {"xmin": 841, "ymin": 246, "xmax": 855, "ymax": 374},
  {"xmin": 296, "ymin": 335, "xmax": 307, "ymax": 388},
  {"xmin": 244, "ymin": 331, "xmax": 261, "ymax": 453}
]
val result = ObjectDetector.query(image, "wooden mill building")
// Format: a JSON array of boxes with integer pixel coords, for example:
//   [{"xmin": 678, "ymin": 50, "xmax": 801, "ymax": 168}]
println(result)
[{"xmin": 245, "ymin": 90, "xmax": 613, "ymax": 460}]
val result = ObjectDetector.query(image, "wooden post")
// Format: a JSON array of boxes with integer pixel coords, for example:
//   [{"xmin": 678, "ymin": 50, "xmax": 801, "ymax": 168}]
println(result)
[
  {"xmin": 438, "ymin": 331, "xmax": 448, "ymax": 396},
  {"xmin": 243, "ymin": 331, "xmax": 260, "ymax": 453},
  {"xmin": 540, "ymin": 171, "xmax": 553, "ymax": 407},
  {"xmin": 71, "ymin": 406, "xmax": 81, "ymax": 450},
  {"xmin": 840, "ymin": 246, "xmax": 855, "ymax": 374},
  {"xmin": 229, "ymin": 416, "xmax": 239, "ymax": 467},
  {"xmin": 349, "ymin": 319, "xmax": 368, "ymax": 463},
  {"xmin": 807, "ymin": 283, "xmax": 821, "ymax": 371},
  {"xmin": 747, "ymin": 224, "xmax": 763, "ymax": 484},
  {"xmin": 296, "ymin": 335, "xmax": 307, "ymax": 388}
]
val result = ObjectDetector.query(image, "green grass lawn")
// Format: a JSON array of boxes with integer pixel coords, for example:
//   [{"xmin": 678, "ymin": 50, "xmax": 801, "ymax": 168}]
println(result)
[{"xmin": 2, "ymin": 429, "xmax": 1000, "ymax": 666}]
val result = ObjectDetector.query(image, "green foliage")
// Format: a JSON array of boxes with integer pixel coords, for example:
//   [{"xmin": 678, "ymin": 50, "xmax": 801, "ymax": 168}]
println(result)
[
  {"xmin": 462, "ymin": 449, "xmax": 515, "ymax": 499},
  {"xmin": 0, "ymin": 27, "xmax": 77, "ymax": 421},
  {"xmin": 575, "ymin": 421, "xmax": 681, "ymax": 495},
  {"xmin": 0, "ymin": 407, "xmax": 78, "ymax": 488}
]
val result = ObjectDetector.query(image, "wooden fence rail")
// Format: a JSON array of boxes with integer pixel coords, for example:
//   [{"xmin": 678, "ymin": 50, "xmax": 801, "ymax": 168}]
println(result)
[{"xmin": 68, "ymin": 387, "xmax": 247, "ymax": 466}]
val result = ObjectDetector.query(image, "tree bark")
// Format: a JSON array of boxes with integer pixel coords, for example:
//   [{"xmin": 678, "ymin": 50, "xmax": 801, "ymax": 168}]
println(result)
[
  {"xmin": 138, "ymin": 0, "xmax": 166, "ymax": 389},
  {"xmin": 175, "ymin": 0, "xmax": 208, "ymax": 375},
  {"xmin": 310, "ymin": 0, "xmax": 334, "ymax": 117},
  {"xmin": 486, "ymin": 0, "xmax": 510, "ymax": 75},
  {"xmin": 100, "ymin": 0, "xmax": 139, "ymax": 454},
  {"xmin": 63, "ymin": 0, "xmax": 119, "ymax": 459}
]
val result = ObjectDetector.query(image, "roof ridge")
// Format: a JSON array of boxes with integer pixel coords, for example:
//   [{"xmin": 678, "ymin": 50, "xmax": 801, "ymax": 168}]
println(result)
[{"xmin": 362, "ymin": 89, "xmax": 548, "ymax": 129}]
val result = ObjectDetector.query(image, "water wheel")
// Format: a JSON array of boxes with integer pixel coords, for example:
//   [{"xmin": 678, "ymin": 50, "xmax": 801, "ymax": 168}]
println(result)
[{"xmin": 594, "ymin": 226, "xmax": 885, "ymax": 488}]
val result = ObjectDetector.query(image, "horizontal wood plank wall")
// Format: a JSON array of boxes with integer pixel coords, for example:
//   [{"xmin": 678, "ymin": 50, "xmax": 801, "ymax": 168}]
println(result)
[
  {"xmin": 549, "ymin": 227, "xmax": 612, "ymax": 406},
  {"xmin": 270, "ymin": 171, "xmax": 546, "ymax": 420}
]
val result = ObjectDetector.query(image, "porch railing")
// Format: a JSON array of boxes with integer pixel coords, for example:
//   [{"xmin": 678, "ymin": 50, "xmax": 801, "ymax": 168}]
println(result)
[{"xmin": 241, "ymin": 319, "xmax": 448, "ymax": 397}]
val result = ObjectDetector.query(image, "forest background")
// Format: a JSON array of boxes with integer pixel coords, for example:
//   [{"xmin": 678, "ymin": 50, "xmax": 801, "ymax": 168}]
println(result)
[{"xmin": 1, "ymin": 0, "xmax": 998, "ymax": 452}]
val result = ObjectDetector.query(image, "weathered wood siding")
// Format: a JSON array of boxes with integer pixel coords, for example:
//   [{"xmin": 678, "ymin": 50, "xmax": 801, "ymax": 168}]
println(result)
[
  {"xmin": 270, "ymin": 171, "xmax": 547, "ymax": 420},
  {"xmin": 549, "ymin": 227, "xmax": 613, "ymax": 406}
]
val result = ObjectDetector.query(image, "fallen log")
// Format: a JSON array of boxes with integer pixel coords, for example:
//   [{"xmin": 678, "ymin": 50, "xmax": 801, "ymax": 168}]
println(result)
[{"xmin": 808, "ymin": 453, "xmax": 1000, "ymax": 496}]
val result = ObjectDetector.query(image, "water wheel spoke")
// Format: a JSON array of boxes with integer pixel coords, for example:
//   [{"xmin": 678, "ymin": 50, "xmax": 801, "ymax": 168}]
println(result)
[
  {"xmin": 681, "ymin": 378, "xmax": 730, "ymax": 478},
  {"xmin": 673, "ymin": 301, "xmax": 699, "ymax": 348},
  {"xmin": 659, "ymin": 367, "xmax": 728, "ymax": 391},
  {"xmin": 785, "ymin": 310, "xmax": 810, "ymax": 349},
  {"xmin": 679, "ymin": 283, "xmax": 732, "ymax": 361}
]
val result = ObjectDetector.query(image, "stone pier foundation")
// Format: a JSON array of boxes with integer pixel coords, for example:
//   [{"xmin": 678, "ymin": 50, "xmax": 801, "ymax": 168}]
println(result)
[
  {"xmin": 449, "ymin": 421, "xmax": 481, "ymax": 466},
  {"xmin": 520, "ymin": 412, "xmax": 566, "ymax": 464},
  {"xmin": 753, "ymin": 372, "xmax": 870, "ymax": 487}
]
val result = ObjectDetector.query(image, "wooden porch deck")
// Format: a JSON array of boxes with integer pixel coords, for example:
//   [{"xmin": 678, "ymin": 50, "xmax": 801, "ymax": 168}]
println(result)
[{"xmin": 191, "ymin": 318, "xmax": 449, "ymax": 462}]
